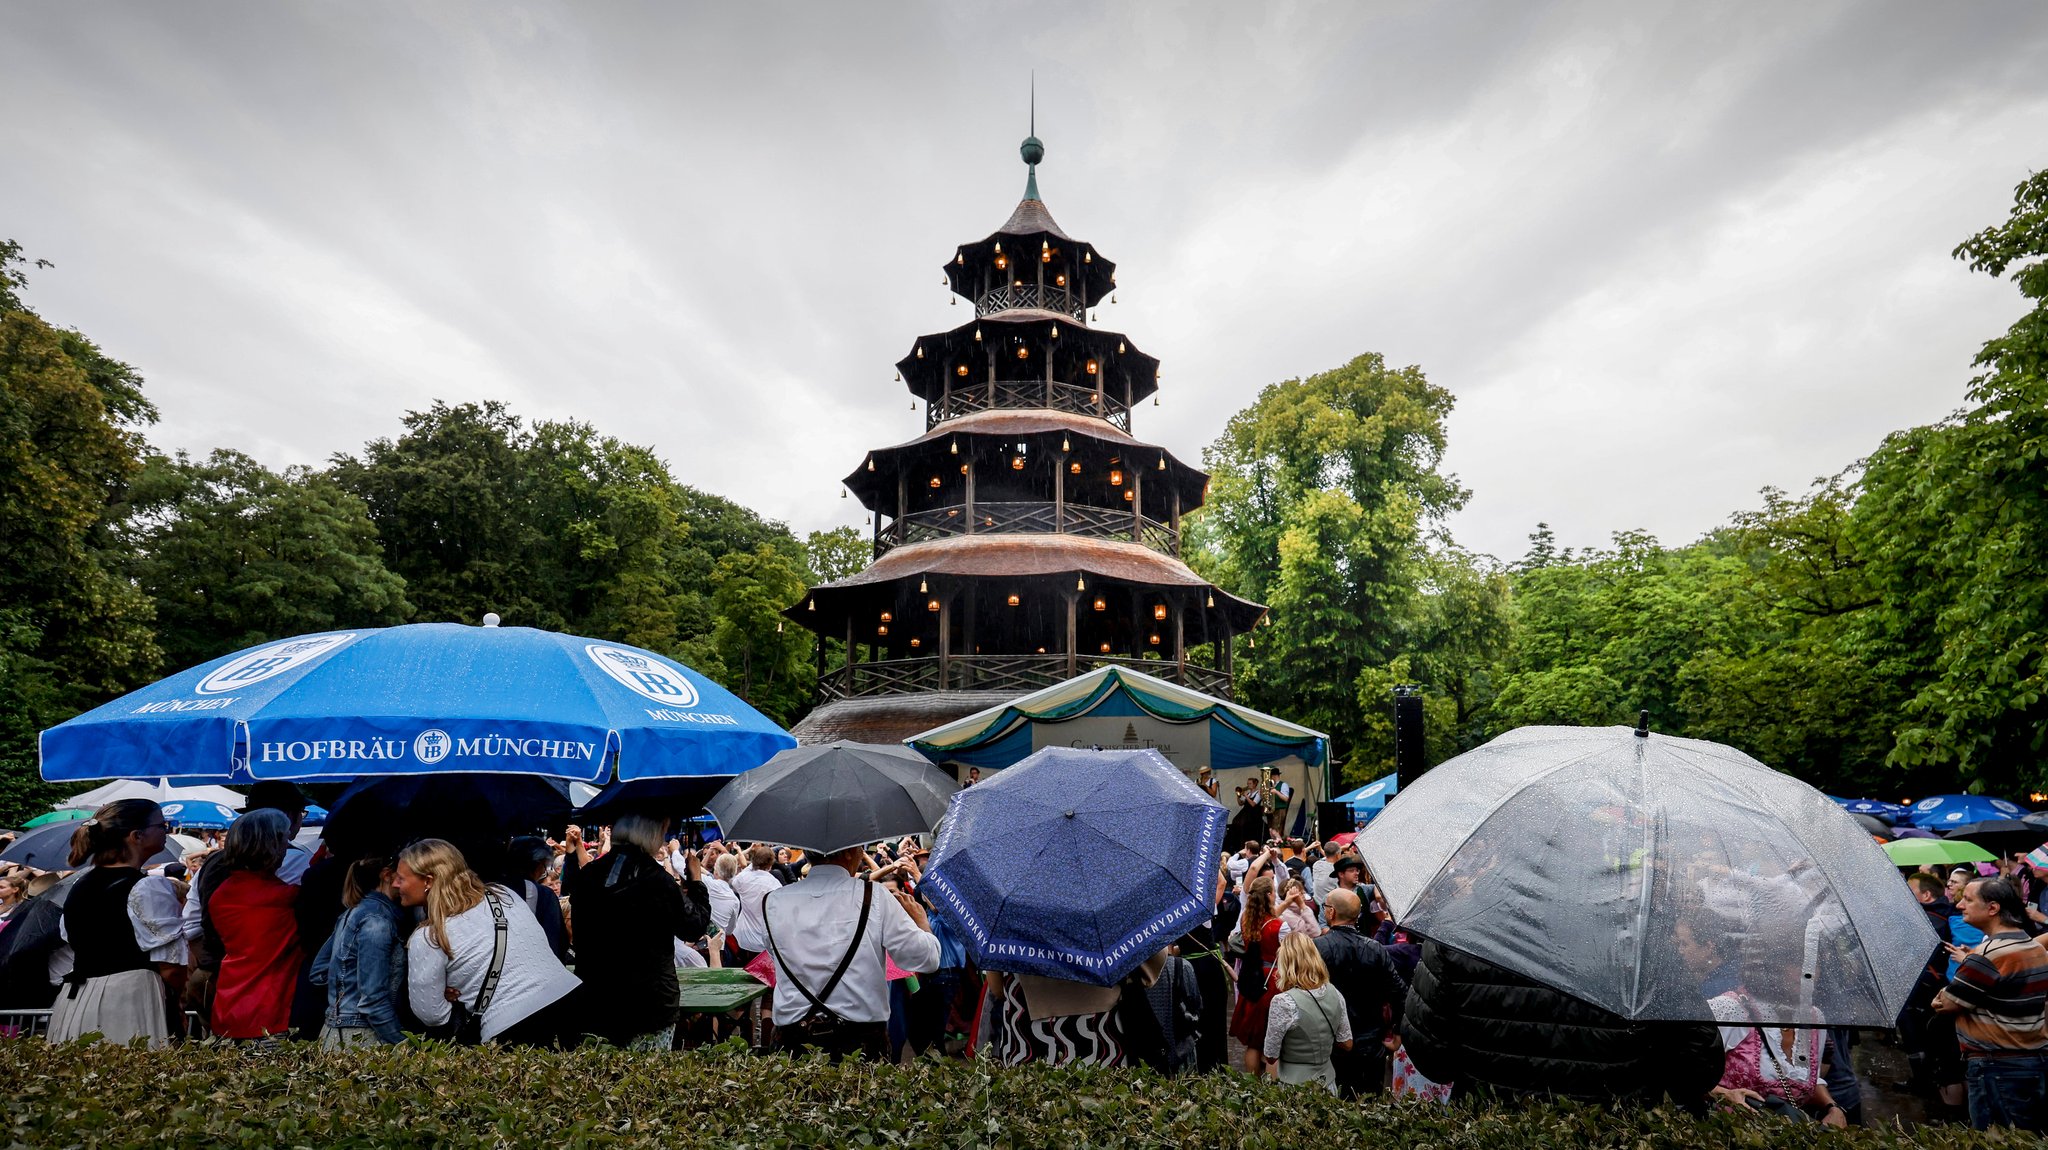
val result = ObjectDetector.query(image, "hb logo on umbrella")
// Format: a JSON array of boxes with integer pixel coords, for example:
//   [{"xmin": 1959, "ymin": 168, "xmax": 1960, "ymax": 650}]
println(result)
[{"xmin": 586, "ymin": 645, "xmax": 700, "ymax": 708}]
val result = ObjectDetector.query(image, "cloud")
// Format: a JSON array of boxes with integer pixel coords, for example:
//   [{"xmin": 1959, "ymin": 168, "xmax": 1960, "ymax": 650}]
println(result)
[{"xmin": 3, "ymin": 1, "xmax": 2045, "ymax": 562}]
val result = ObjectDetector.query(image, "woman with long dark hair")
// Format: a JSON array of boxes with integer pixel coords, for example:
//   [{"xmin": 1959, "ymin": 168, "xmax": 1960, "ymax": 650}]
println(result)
[
  {"xmin": 1229, "ymin": 877, "xmax": 1282, "ymax": 1076},
  {"xmin": 47, "ymin": 800, "xmax": 181, "ymax": 1046}
]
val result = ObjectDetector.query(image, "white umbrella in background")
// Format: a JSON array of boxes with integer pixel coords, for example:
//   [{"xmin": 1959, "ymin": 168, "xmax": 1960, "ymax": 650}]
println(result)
[{"xmin": 59, "ymin": 778, "xmax": 246, "ymax": 811}]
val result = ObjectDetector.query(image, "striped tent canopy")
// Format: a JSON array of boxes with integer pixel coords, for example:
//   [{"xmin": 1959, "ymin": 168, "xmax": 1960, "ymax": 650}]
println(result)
[{"xmin": 904, "ymin": 664, "xmax": 1326, "ymax": 773}]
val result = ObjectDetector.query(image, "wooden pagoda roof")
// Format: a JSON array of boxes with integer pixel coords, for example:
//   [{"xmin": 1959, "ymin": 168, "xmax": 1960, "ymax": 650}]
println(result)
[
  {"xmin": 897, "ymin": 312, "xmax": 1159, "ymax": 405},
  {"xmin": 788, "ymin": 534, "xmax": 1266, "ymax": 631},
  {"xmin": 791, "ymin": 691, "xmax": 1024, "ymax": 747},
  {"xmin": 842, "ymin": 408, "xmax": 1208, "ymax": 511},
  {"xmin": 945, "ymin": 198, "xmax": 1117, "ymax": 306}
]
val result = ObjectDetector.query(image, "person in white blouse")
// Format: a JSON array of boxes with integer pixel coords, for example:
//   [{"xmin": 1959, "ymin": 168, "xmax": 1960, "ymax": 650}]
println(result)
[
  {"xmin": 1263, "ymin": 931, "xmax": 1354, "ymax": 1094},
  {"xmin": 705, "ymin": 852, "xmax": 742, "ymax": 942},
  {"xmin": 762, "ymin": 842, "xmax": 940, "ymax": 1060},
  {"xmin": 729, "ymin": 844, "xmax": 782, "ymax": 965}
]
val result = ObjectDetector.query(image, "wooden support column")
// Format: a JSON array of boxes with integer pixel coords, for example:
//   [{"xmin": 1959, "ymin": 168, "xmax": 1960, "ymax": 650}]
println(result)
[
  {"xmin": 963, "ymin": 460, "xmax": 976, "ymax": 534},
  {"xmin": 1131, "ymin": 468, "xmax": 1145, "ymax": 544},
  {"xmin": 896, "ymin": 472, "xmax": 908, "ymax": 546},
  {"xmin": 987, "ymin": 347, "xmax": 997, "ymax": 406},
  {"xmin": 1219, "ymin": 622, "xmax": 1233, "ymax": 677},
  {"xmin": 1171, "ymin": 488, "xmax": 1183, "ymax": 552},
  {"xmin": 844, "ymin": 617, "xmax": 855, "ymax": 671},
  {"xmin": 1065, "ymin": 590, "xmax": 1078, "ymax": 679},
  {"xmin": 1053, "ymin": 452, "xmax": 1066, "ymax": 533},
  {"xmin": 1174, "ymin": 597, "xmax": 1187, "ymax": 681},
  {"xmin": 938, "ymin": 595, "xmax": 952, "ymax": 690}
]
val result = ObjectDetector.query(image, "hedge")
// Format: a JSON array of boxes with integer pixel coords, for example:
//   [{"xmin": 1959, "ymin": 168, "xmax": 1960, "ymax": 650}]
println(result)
[{"xmin": 0, "ymin": 1040, "xmax": 2019, "ymax": 1149}]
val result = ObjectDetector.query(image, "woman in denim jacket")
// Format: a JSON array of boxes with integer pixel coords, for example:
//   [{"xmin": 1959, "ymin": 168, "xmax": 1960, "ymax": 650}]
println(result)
[{"xmin": 311, "ymin": 856, "xmax": 410, "ymax": 1047}]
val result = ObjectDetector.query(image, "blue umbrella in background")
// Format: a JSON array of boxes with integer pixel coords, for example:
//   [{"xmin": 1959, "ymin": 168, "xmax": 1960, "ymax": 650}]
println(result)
[
  {"xmin": 39, "ymin": 621, "xmax": 794, "ymax": 785},
  {"xmin": 1908, "ymin": 794, "xmax": 2030, "ymax": 829},
  {"xmin": 1832, "ymin": 797, "xmax": 1912, "ymax": 823},
  {"xmin": 159, "ymin": 799, "xmax": 238, "ymax": 831},
  {"xmin": 300, "ymin": 804, "xmax": 329, "ymax": 827},
  {"xmin": 921, "ymin": 746, "xmax": 1227, "ymax": 987}
]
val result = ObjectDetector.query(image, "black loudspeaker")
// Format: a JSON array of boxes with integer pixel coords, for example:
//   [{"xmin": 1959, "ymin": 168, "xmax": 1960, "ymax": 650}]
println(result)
[
  {"xmin": 1316, "ymin": 802, "xmax": 1354, "ymax": 837},
  {"xmin": 1394, "ymin": 686, "xmax": 1426, "ymax": 778}
]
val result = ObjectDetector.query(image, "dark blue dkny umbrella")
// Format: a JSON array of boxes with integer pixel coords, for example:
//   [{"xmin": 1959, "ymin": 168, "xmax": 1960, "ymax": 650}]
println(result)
[
  {"xmin": 38, "ymin": 621, "xmax": 793, "ymax": 784},
  {"xmin": 158, "ymin": 799, "xmax": 239, "ymax": 831},
  {"xmin": 1908, "ymin": 794, "xmax": 2029, "ymax": 829},
  {"xmin": 921, "ymin": 746, "xmax": 1226, "ymax": 987}
]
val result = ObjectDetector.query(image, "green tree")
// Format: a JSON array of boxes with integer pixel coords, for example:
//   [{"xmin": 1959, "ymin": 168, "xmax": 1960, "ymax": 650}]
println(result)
[
  {"xmin": 123, "ymin": 449, "xmax": 411, "ymax": 670},
  {"xmin": 1844, "ymin": 169, "xmax": 2048, "ymax": 793},
  {"xmin": 805, "ymin": 526, "xmax": 869, "ymax": 583},
  {"xmin": 703, "ymin": 545, "xmax": 817, "ymax": 725},
  {"xmin": 1197, "ymin": 353, "xmax": 1466, "ymax": 763},
  {"xmin": 0, "ymin": 242, "xmax": 160, "ymax": 822}
]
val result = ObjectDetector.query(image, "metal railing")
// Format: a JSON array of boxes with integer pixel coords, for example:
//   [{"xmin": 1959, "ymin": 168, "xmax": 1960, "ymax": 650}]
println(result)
[
  {"xmin": 927, "ymin": 380, "xmax": 1130, "ymax": 432},
  {"xmin": 878, "ymin": 501, "xmax": 1178, "ymax": 557},
  {"xmin": 820, "ymin": 654, "xmax": 1231, "ymax": 701}
]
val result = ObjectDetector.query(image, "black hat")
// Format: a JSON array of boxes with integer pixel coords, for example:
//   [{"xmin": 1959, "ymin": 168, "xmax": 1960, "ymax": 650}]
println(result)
[
  {"xmin": 1332, "ymin": 856, "xmax": 1365, "ymax": 876},
  {"xmin": 245, "ymin": 780, "xmax": 308, "ymax": 814}
]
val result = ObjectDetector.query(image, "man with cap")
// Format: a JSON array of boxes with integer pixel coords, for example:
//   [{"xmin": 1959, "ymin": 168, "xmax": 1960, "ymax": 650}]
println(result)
[{"xmin": 2022, "ymin": 847, "xmax": 2048, "ymax": 927}]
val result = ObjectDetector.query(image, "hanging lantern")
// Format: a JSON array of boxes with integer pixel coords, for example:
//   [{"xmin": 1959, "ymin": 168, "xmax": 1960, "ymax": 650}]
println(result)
[
  {"xmin": 1037, "ymin": 647, "xmax": 1047, "ymax": 654},
  {"xmin": 950, "ymin": 439, "xmax": 958, "ymax": 455},
  {"xmin": 1055, "ymin": 273, "xmax": 1067, "ymax": 287},
  {"xmin": 1148, "ymin": 633, "xmax": 1161, "ymax": 646},
  {"xmin": 995, "ymin": 241, "xmax": 1003, "ymax": 253},
  {"xmin": 956, "ymin": 252, "xmax": 965, "ymax": 265},
  {"xmin": 1016, "ymin": 346, "xmax": 1029, "ymax": 360},
  {"xmin": 1109, "ymin": 469, "xmax": 1123, "ymax": 486},
  {"xmin": 956, "ymin": 364, "xmax": 969, "ymax": 377},
  {"xmin": 995, "ymin": 254, "xmax": 1008, "ymax": 270},
  {"xmin": 877, "ymin": 625, "xmax": 889, "ymax": 637},
  {"xmin": 775, "ymin": 620, "xmax": 783, "ymax": 633},
  {"xmin": 916, "ymin": 346, "xmax": 925, "ymax": 359},
  {"xmin": 950, "ymin": 295, "xmax": 956, "ymax": 306},
  {"xmin": 1117, "ymin": 341, "xmax": 1126, "ymax": 353},
  {"xmin": 1069, "ymin": 461, "xmax": 1082, "ymax": 474},
  {"xmin": 983, "ymin": 516, "xmax": 994, "ymax": 527},
  {"xmin": 927, "ymin": 598, "xmax": 940, "ymax": 613},
  {"xmin": 1099, "ymin": 642, "xmax": 1112, "ymax": 653},
  {"xmin": 974, "ymin": 328, "xmax": 983, "ymax": 342},
  {"xmin": 959, "ymin": 464, "xmax": 968, "ymax": 474},
  {"xmin": 1153, "ymin": 604, "xmax": 1168, "ymax": 621},
  {"xmin": 1007, "ymin": 594, "xmax": 1020, "ymax": 607},
  {"xmin": 1158, "ymin": 454, "xmax": 1166, "ymax": 470},
  {"xmin": 1083, "ymin": 251, "xmax": 1092, "ymax": 264},
  {"xmin": 1050, "ymin": 324, "xmax": 1059, "ymax": 339},
  {"xmin": 919, "ymin": 578, "xmax": 927, "ymax": 593},
  {"xmin": 841, "ymin": 488, "xmax": 848, "ymax": 499},
  {"xmin": 894, "ymin": 370, "xmax": 901, "ymax": 382},
  {"xmin": 1093, "ymin": 597, "xmax": 1106, "ymax": 612},
  {"xmin": 1010, "ymin": 455, "xmax": 1024, "ymax": 471},
  {"xmin": 1207, "ymin": 592, "xmax": 1215, "ymax": 608},
  {"xmin": 807, "ymin": 599, "xmax": 815, "ymax": 611},
  {"xmin": 1062, "ymin": 435, "xmax": 1071, "ymax": 451},
  {"xmin": 1124, "ymin": 490, "xmax": 1135, "ymax": 502},
  {"xmin": 1086, "ymin": 360, "xmax": 1098, "ymax": 376},
  {"xmin": 879, "ymin": 611, "xmax": 893, "ymax": 623},
  {"xmin": 929, "ymin": 476, "xmax": 942, "ymax": 488},
  {"xmin": 1076, "ymin": 574, "xmax": 1085, "ymax": 590},
  {"xmin": 910, "ymin": 638, "xmax": 922, "ymax": 648},
  {"xmin": 1041, "ymin": 238, "xmax": 1050, "ymax": 257},
  {"xmin": 866, "ymin": 457, "xmax": 875, "ymax": 472}
]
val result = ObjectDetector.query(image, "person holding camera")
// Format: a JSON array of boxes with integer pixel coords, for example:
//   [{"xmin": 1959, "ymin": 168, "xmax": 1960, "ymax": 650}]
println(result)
[{"xmin": 762, "ymin": 842, "xmax": 939, "ymax": 1061}]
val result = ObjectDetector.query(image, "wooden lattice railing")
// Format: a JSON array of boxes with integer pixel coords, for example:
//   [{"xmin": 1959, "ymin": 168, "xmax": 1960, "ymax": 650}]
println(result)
[
  {"xmin": 819, "ymin": 654, "xmax": 1232, "ymax": 702},
  {"xmin": 926, "ymin": 380, "xmax": 1131, "ymax": 432},
  {"xmin": 975, "ymin": 283, "xmax": 1086, "ymax": 320},
  {"xmin": 877, "ymin": 502, "xmax": 1178, "ymax": 557}
]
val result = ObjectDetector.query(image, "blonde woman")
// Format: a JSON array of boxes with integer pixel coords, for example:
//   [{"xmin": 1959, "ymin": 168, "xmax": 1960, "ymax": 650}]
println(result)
[
  {"xmin": 1262, "ymin": 931, "xmax": 1353, "ymax": 1093},
  {"xmin": 395, "ymin": 839, "xmax": 579, "ymax": 1046}
]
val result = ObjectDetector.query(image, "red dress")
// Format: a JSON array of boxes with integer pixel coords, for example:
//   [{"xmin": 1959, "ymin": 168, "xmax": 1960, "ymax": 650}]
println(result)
[
  {"xmin": 1227, "ymin": 918, "xmax": 1284, "ymax": 1048},
  {"xmin": 209, "ymin": 871, "xmax": 302, "ymax": 1039}
]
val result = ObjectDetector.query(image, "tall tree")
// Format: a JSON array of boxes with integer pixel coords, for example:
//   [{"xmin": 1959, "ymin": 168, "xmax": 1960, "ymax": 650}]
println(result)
[
  {"xmin": 123, "ymin": 449, "xmax": 411, "ymax": 671},
  {"xmin": 1196, "ymin": 353, "xmax": 1466, "ymax": 762},
  {"xmin": 0, "ymin": 242, "xmax": 159, "ymax": 821}
]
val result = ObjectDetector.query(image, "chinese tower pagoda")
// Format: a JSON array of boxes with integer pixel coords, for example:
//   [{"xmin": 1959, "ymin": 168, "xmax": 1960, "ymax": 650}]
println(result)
[{"xmin": 786, "ymin": 132, "xmax": 1266, "ymax": 745}]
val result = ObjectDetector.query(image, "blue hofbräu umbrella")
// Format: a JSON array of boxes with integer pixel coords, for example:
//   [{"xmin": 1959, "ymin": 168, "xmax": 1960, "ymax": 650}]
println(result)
[
  {"xmin": 1831, "ymin": 797, "xmax": 1911, "ymax": 822},
  {"xmin": 301, "ymin": 804, "xmax": 329, "ymax": 826},
  {"xmin": 159, "ymin": 799, "xmax": 238, "ymax": 831},
  {"xmin": 38, "ymin": 621, "xmax": 794, "ymax": 785},
  {"xmin": 1908, "ymin": 794, "xmax": 2030, "ymax": 829},
  {"xmin": 921, "ymin": 746, "xmax": 1227, "ymax": 987}
]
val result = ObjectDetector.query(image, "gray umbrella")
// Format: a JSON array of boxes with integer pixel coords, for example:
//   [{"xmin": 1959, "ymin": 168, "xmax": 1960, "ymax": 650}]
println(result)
[
  {"xmin": 1357, "ymin": 725, "xmax": 1937, "ymax": 1027},
  {"xmin": 1, "ymin": 822, "xmax": 184, "ymax": 871},
  {"xmin": 705, "ymin": 741, "xmax": 956, "ymax": 854}
]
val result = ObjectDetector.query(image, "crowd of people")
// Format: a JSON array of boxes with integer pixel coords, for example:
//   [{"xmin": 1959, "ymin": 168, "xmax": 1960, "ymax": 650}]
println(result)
[{"xmin": 2, "ymin": 789, "xmax": 2046, "ymax": 1134}]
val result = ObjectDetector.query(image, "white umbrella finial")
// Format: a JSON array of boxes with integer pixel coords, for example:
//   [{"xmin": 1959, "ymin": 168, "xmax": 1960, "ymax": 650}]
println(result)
[{"xmin": 482, "ymin": 612, "xmax": 501, "ymax": 628}]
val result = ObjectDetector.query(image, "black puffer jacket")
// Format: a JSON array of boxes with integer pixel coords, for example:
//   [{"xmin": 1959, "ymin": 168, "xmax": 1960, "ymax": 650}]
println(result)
[{"xmin": 1401, "ymin": 940, "xmax": 1724, "ymax": 1107}]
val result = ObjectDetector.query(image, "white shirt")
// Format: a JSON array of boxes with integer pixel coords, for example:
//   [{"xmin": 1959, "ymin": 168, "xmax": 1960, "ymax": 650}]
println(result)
[
  {"xmin": 55, "ymin": 873, "xmax": 186, "ymax": 964},
  {"xmin": 704, "ymin": 877, "xmax": 741, "ymax": 937},
  {"xmin": 730, "ymin": 867, "xmax": 781, "ymax": 951},
  {"xmin": 407, "ymin": 887, "xmax": 580, "ymax": 1042},
  {"xmin": 1263, "ymin": 984, "xmax": 1353, "ymax": 1060},
  {"xmin": 761, "ymin": 866, "xmax": 939, "ymax": 1026}
]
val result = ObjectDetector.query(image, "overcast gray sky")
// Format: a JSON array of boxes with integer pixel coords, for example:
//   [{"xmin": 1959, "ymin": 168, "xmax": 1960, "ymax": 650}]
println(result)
[{"xmin": 6, "ymin": 2, "xmax": 2046, "ymax": 563}]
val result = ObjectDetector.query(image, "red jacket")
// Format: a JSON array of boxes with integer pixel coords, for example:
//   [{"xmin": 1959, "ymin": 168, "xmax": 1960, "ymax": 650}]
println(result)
[{"xmin": 209, "ymin": 871, "xmax": 302, "ymax": 1039}]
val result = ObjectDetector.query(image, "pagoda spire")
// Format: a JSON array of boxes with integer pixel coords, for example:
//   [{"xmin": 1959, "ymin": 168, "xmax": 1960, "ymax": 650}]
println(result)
[{"xmin": 1021, "ymin": 75, "xmax": 1044, "ymax": 201}]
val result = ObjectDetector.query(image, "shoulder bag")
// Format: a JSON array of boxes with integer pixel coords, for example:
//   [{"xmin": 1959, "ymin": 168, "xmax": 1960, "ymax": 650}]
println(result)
[{"xmin": 766, "ymin": 880, "xmax": 873, "ymax": 1044}]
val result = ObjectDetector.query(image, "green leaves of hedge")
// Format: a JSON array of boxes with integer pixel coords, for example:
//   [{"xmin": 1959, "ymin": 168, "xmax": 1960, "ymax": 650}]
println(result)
[{"xmin": 0, "ymin": 1042, "xmax": 2009, "ymax": 1149}]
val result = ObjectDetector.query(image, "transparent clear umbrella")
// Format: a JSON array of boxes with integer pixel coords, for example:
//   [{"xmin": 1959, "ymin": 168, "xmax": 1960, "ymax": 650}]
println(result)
[{"xmin": 1357, "ymin": 725, "xmax": 1938, "ymax": 1027}]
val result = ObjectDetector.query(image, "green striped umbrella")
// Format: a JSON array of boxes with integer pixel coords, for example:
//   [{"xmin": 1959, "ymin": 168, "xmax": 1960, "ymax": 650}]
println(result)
[{"xmin": 21, "ymin": 808, "xmax": 93, "ymax": 829}]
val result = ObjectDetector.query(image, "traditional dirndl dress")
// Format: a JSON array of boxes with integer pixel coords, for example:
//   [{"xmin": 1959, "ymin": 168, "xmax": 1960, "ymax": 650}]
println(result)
[{"xmin": 46, "ymin": 867, "xmax": 176, "ymax": 1048}]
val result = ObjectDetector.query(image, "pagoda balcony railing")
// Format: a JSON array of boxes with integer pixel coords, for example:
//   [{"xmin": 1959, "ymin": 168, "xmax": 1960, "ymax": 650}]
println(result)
[
  {"xmin": 976, "ymin": 283, "xmax": 1086, "ymax": 321},
  {"xmin": 878, "ymin": 501, "xmax": 1178, "ymax": 557},
  {"xmin": 819, "ymin": 654, "xmax": 1231, "ymax": 702},
  {"xmin": 927, "ymin": 379, "xmax": 1131, "ymax": 432}
]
